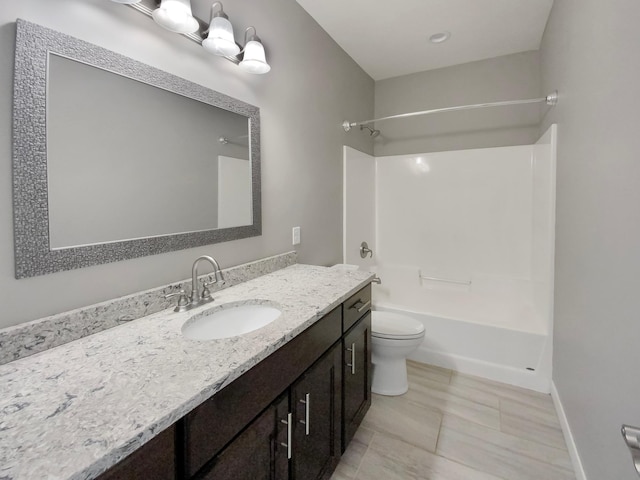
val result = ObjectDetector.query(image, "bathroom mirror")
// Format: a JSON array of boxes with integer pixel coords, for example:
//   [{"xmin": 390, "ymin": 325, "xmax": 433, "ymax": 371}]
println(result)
[{"xmin": 12, "ymin": 19, "xmax": 261, "ymax": 279}]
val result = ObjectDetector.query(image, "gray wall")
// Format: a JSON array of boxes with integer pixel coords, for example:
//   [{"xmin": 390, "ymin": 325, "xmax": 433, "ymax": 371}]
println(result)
[
  {"xmin": 0, "ymin": 0, "xmax": 374, "ymax": 328},
  {"xmin": 540, "ymin": 0, "xmax": 640, "ymax": 478},
  {"xmin": 373, "ymin": 51, "xmax": 542, "ymax": 156}
]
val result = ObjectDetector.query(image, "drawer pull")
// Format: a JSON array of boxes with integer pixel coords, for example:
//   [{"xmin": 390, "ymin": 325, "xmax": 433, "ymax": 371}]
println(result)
[
  {"xmin": 350, "ymin": 300, "xmax": 371, "ymax": 313},
  {"xmin": 280, "ymin": 413, "xmax": 292, "ymax": 459},
  {"xmin": 299, "ymin": 393, "xmax": 310, "ymax": 435},
  {"xmin": 346, "ymin": 343, "xmax": 356, "ymax": 375}
]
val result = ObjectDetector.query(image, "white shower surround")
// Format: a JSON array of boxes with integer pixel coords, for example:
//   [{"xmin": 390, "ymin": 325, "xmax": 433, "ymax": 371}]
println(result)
[{"xmin": 343, "ymin": 125, "xmax": 556, "ymax": 392}]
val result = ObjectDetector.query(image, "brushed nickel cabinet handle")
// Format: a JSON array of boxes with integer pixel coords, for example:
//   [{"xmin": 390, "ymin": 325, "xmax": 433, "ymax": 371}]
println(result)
[
  {"xmin": 346, "ymin": 343, "xmax": 356, "ymax": 375},
  {"xmin": 280, "ymin": 413, "xmax": 292, "ymax": 459},
  {"xmin": 350, "ymin": 300, "xmax": 371, "ymax": 313},
  {"xmin": 299, "ymin": 393, "xmax": 310, "ymax": 436}
]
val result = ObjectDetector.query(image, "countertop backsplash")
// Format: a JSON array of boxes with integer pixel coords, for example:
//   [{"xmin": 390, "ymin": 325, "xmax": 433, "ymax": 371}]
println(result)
[{"xmin": 0, "ymin": 251, "xmax": 297, "ymax": 365}]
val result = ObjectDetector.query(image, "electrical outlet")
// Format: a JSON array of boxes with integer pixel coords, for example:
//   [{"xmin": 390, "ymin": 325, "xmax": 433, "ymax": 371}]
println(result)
[{"xmin": 292, "ymin": 226, "xmax": 301, "ymax": 245}]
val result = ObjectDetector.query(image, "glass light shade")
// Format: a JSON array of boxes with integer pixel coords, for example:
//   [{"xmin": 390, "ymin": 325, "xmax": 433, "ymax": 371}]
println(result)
[
  {"xmin": 239, "ymin": 40, "xmax": 271, "ymax": 74},
  {"xmin": 202, "ymin": 16, "xmax": 240, "ymax": 56},
  {"xmin": 152, "ymin": 0, "xmax": 199, "ymax": 34}
]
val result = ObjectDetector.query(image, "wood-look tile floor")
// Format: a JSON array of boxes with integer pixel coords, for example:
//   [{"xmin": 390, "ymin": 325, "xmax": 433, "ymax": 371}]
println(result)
[{"xmin": 331, "ymin": 361, "xmax": 575, "ymax": 480}]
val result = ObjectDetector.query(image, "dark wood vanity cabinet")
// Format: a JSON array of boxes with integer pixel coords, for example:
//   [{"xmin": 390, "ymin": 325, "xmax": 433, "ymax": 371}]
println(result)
[
  {"xmin": 192, "ymin": 328, "xmax": 343, "ymax": 480},
  {"xmin": 194, "ymin": 343, "xmax": 342, "ymax": 480},
  {"xmin": 95, "ymin": 285, "xmax": 371, "ymax": 480},
  {"xmin": 183, "ymin": 307, "xmax": 342, "ymax": 479}
]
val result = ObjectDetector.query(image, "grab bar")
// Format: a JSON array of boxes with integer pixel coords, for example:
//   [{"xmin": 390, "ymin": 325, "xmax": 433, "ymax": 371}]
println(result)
[{"xmin": 419, "ymin": 274, "xmax": 472, "ymax": 286}]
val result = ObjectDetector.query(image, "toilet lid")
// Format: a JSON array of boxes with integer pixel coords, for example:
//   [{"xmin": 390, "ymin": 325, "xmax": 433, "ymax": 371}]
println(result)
[{"xmin": 371, "ymin": 311, "xmax": 425, "ymax": 339}]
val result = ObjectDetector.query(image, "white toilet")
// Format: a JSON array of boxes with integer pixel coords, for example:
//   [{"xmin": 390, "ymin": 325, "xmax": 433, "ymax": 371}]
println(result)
[{"xmin": 371, "ymin": 311, "xmax": 425, "ymax": 396}]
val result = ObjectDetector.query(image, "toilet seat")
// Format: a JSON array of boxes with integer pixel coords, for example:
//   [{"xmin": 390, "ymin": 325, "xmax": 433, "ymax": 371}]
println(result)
[{"xmin": 372, "ymin": 311, "xmax": 425, "ymax": 340}]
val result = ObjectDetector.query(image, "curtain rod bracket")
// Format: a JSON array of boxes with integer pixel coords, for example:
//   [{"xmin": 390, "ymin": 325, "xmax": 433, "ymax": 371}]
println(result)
[
  {"xmin": 342, "ymin": 121, "xmax": 355, "ymax": 132},
  {"xmin": 546, "ymin": 90, "xmax": 558, "ymax": 106}
]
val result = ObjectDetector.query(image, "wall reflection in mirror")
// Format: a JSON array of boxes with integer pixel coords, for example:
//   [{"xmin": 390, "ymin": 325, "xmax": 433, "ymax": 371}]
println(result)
[{"xmin": 48, "ymin": 54, "xmax": 251, "ymax": 249}]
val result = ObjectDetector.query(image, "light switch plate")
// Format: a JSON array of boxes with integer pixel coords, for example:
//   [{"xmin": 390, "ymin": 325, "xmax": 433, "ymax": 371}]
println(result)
[{"xmin": 292, "ymin": 226, "xmax": 301, "ymax": 245}]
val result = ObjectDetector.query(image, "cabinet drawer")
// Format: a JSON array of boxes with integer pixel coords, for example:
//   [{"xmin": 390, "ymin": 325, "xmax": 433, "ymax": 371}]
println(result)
[
  {"xmin": 182, "ymin": 306, "xmax": 342, "ymax": 478},
  {"xmin": 342, "ymin": 285, "xmax": 371, "ymax": 332}
]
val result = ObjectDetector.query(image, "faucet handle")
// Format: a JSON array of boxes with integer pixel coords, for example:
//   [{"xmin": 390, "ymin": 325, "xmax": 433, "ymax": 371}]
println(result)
[
  {"xmin": 164, "ymin": 289, "xmax": 190, "ymax": 312},
  {"xmin": 201, "ymin": 276, "xmax": 215, "ymax": 300}
]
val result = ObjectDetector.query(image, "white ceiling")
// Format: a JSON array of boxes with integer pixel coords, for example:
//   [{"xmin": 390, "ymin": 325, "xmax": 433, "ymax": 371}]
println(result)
[{"xmin": 296, "ymin": 0, "xmax": 554, "ymax": 81}]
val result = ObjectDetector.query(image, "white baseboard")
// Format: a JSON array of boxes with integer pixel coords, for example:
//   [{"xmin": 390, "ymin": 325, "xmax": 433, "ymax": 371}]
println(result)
[{"xmin": 551, "ymin": 381, "xmax": 587, "ymax": 480}]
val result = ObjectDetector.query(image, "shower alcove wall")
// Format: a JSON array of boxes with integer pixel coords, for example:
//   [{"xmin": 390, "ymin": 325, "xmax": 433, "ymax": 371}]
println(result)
[{"xmin": 343, "ymin": 124, "xmax": 557, "ymax": 392}]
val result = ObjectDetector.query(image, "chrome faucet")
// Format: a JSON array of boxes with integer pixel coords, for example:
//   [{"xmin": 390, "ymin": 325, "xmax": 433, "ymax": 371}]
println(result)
[
  {"xmin": 164, "ymin": 255, "xmax": 225, "ymax": 312},
  {"xmin": 191, "ymin": 255, "xmax": 225, "ymax": 306},
  {"xmin": 164, "ymin": 256, "xmax": 226, "ymax": 312}
]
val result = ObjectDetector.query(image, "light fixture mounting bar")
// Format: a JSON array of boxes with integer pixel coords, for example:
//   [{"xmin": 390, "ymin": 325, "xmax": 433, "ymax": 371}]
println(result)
[{"xmin": 128, "ymin": 0, "xmax": 240, "ymax": 64}]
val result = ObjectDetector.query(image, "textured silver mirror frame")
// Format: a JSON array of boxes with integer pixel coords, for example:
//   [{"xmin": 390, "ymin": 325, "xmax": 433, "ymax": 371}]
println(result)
[{"xmin": 12, "ymin": 19, "xmax": 261, "ymax": 279}]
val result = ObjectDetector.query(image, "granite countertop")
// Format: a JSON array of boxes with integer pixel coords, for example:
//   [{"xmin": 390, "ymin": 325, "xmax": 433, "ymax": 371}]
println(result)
[{"xmin": 0, "ymin": 264, "xmax": 373, "ymax": 480}]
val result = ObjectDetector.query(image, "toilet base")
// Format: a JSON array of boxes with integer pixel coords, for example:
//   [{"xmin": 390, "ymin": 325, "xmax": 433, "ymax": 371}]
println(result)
[
  {"xmin": 371, "ymin": 356, "xmax": 409, "ymax": 396},
  {"xmin": 370, "ymin": 311, "xmax": 425, "ymax": 397}
]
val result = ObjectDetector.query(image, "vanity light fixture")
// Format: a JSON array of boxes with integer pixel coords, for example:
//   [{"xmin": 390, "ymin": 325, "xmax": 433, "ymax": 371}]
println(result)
[
  {"xmin": 202, "ymin": 2, "xmax": 240, "ymax": 57},
  {"xmin": 152, "ymin": 0, "xmax": 199, "ymax": 34},
  {"xmin": 110, "ymin": 0, "xmax": 271, "ymax": 74},
  {"xmin": 238, "ymin": 27, "xmax": 271, "ymax": 74}
]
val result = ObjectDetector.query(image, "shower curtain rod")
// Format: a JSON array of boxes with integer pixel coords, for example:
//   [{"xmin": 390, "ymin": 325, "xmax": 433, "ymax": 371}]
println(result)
[{"xmin": 342, "ymin": 90, "xmax": 558, "ymax": 132}]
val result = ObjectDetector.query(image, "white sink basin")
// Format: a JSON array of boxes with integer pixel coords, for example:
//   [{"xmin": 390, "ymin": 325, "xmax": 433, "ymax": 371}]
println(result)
[{"xmin": 182, "ymin": 303, "xmax": 282, "ymax": 341}]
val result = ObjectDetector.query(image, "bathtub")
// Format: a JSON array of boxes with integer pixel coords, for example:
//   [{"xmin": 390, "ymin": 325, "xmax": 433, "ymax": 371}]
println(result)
[{"xmin": 371, "ymin": 265, "xmax": 552, "ymax": 393}]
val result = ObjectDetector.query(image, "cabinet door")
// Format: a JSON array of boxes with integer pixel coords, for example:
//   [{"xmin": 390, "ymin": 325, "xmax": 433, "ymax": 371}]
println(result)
[
  {"xmin": 342, "ymin": 313, "xmax": 372, "ymax": 451},
  {"xmin": 198, "ymin": 394, "xmax": 289, "ymax": 480},
  {"xmin": 291, "ymin": 343, "xmax": 341, "ymax": 480}
]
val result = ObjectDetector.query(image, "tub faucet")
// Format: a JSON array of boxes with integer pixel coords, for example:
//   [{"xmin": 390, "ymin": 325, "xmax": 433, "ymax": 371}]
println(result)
[
  {"xmin": 190, "ymin": 255, "xmax": 225, "ymax": 306},
  {"xmin": 372, "ymin": 276, "xmax": 382, "ymax": 285}
]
